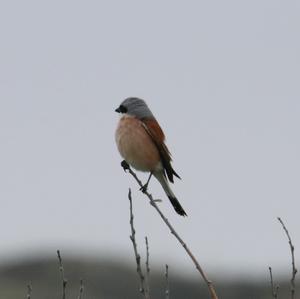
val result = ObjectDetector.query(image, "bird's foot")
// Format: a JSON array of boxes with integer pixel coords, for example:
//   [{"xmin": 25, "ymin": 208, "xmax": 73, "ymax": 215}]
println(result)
[
  {"xmin": 139, "ymin": 173, "xmax": 153, "ymax": 193},
  {"xmin": 121, "ymin": 160, "xmax": 130, "ymax": 172},
  {"xmin": 139, "ymin": 183, "xmax": 149, "ymax": 193}
]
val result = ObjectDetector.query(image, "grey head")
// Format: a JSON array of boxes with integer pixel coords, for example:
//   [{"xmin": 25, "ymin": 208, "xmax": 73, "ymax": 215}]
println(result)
[{"xmin": 115, "ymin": 97, "xmax": 154, "ymax": 119}]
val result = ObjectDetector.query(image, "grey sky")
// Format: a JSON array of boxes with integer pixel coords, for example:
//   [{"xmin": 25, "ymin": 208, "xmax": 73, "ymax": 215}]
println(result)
[{"xmin": 0, "ymin": 0, "xmax": 299, "ymax": 278}]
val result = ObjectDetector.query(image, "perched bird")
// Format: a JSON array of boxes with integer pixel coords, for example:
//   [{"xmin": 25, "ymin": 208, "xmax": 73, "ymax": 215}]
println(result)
[{"xmin": 115, "ymin": 97, "xmax": 187, "ymax": 216}]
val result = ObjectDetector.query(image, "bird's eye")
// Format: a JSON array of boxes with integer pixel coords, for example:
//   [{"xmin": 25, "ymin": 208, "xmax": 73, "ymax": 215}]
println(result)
[{"xmin": 119, "ymin": 105, "xmax": 127, "ymax": 113}]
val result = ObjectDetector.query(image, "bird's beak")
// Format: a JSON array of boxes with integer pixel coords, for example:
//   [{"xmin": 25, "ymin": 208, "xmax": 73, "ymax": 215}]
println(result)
[{"xmin": 115, "ymin": 107, "xmax": 121, "ymax": 113}]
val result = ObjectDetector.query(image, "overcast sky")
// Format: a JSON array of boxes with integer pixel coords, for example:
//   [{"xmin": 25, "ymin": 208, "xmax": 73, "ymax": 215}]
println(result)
[{"xmin": 0, "ymin": 0, "xmax": 299, "ymax": 279}]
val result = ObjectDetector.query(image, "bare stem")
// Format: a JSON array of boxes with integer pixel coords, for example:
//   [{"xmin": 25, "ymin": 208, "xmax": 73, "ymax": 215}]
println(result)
[
  {"xmin": 165, "ymin": 264, "xmax": 170, "ymax": 299},
  {"xmin": 124, "ymin": 166, "xmax": 218, "ymax": 299},
  {"xmin": 268, "ymin": 266, "xmax": 279, "ymax": 299},
  {"xmin": 128, "ymin": 189, "xmax": 150, "ymax": 299},
  {"xmin": 77, "ymin": 279, "xmax": 84, "ymax": 299},
  {"xmin": 277, "ymin": 217, "xmax": 297, "ymax": 299},
  {"xmin": 145, "ymin": 236, "xmax": 151, "ymax": 296},
  {"xmin": 57, "ymin": 250, "xmax": 67, "ymax": 299},
  {"xmin": 26, "ymin": 284, "xmax": 32, "ymax": 299}
]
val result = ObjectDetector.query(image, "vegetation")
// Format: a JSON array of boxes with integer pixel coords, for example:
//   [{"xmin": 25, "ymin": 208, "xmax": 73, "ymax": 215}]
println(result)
[{"xmin": 0, "ymin": 257, "xmax": 292, "ymax": 299}]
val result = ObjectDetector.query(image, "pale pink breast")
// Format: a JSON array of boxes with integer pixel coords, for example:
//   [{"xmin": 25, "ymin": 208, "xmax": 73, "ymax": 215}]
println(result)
[{"xmin": 115, "ymin": 116, "xmax": 161, "ymax": 172}]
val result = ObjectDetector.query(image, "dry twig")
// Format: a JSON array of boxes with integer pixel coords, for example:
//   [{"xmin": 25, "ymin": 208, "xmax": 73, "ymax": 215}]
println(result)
[
  {"xmin": 277, "ymin": 217, "xmax": 297, "ymax": 299},
  {"xmin": 165, "ymin": 264, "xmax": 170, "ymax": 299},
  {"xmin": 268, "ymin": 266, "xmax": 279, "ymax": 299},
  {"xmin": 26, "ymin": 284, "xmax": 32, "ymax": 299},
  {"xmin": 145, "ymin": 236, "xmax": 151, "ymax": 296},
  {"xmin": 57, "ymin": 250, "xmax": 68, "ymax": 299},
  {"xmin": 122, "ymin": 162, "xmax": 218, "ymax": 299},
  {"xmin": 128, "ymin": 189, "xmax": 150, "ymax": 299},
  {"xmin": 77, "ymin": 279, "xmax": 84, "ymax": 299}
]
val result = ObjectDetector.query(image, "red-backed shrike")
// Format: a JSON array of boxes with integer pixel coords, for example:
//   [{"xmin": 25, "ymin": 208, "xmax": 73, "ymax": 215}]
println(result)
[{"xmin": 115, "ymin": 97, "xmax": 186, "ymax": 216}]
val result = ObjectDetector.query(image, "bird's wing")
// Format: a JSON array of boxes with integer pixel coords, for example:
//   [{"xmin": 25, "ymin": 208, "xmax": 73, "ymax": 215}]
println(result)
[{"xmin": 141, "ymin": 118, "xmax": 180, "ymax": 183}]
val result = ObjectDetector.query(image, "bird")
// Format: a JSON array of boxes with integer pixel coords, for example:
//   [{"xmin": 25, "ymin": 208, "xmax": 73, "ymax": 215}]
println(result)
[{"xmin": 115, "ymin": 97, "xmax": 187, "ymax": 216}]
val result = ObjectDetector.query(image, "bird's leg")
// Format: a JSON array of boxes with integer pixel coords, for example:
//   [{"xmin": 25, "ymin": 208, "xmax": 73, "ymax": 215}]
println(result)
[
  {"xmin": 140, "ymin": 172, "xmax": 153, "ymax": 193},
  {"xmin": 121, "ymin": 160, "xmax": 130, "ymax": 172}
]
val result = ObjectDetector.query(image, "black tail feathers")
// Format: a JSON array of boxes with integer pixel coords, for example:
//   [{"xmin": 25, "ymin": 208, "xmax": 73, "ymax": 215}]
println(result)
[{"xmin": 168, "ymin": 196, "xmax": 187, "ymax": 216}]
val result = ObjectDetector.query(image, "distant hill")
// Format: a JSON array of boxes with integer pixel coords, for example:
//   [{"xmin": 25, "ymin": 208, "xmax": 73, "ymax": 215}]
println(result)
[{"xmin": 0, "ymin": 256, "xmax": 291, "ymax": 299}]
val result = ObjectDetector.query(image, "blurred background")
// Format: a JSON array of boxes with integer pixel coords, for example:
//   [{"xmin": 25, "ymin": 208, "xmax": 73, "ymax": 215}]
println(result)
[{"xmin": 0, "ymin": 0, "xmax": 299, "ymax": 298}]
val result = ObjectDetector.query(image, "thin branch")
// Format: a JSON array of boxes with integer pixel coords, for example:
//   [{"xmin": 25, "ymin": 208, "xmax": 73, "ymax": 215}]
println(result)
[
  {"xmin": 57, "ymin": 250, "xmax": 67, "ymax": 299},
  {"xmin": 77, "ymin": 279, "xmax": 84, "ymax": 299},
  {"xmin": 128, "ymin": 189, "xmax": 150, "ymax": 299},
  {"xmin": 26, "ymin": 283, "xmax": 32, "ymax": 299},
  {"xmin": 145, "ymin": 236, "xmax": 151, "ymax": 296},
  {"xmin": 165, "ymin": 264, "xmax": 170, "ymax": 299},
  {"xmin": 123, "ymin": 164, "xmax": 218, "ymax": 299},
  {"xmin": 268, "ymin": 266, "xmax": 279, "ymax": 299},
  {"xmin": 277, "ymin": 217, "xmax": 297, "ymax": 299}
]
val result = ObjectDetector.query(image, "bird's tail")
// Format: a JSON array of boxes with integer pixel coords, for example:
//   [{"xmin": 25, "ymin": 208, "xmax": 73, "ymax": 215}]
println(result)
[{"xmin": 154, "ymin": 172, "xmax": 187, "ymax": 216}]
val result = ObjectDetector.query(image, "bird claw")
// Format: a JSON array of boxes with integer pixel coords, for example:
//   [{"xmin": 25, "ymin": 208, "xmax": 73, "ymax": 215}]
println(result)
[
  {"xmin": 139, "ymin": 184, "xmax": 148, "ymax": 193},
  {"xmin": 121, "ymin": 160, "xmax": 130, "ymax": 172}
]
